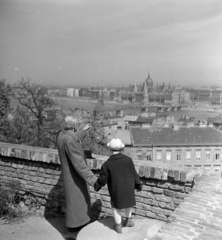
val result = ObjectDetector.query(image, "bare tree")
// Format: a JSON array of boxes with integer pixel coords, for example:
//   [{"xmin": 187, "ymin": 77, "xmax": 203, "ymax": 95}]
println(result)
[
  {"xmin": 0, "ymin": 79, "xmax": 11, "ymax": 141},
  {"xmin": 0, "ymin": 79, "xmax": 11, "ymax": 117},
  {"xmin": 12, "ymin": 78, "xmax": 55, "ymax": 146}
]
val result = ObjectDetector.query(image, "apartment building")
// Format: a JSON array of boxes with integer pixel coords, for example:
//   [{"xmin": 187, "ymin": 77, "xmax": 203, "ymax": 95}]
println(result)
[{"xmin": 126, "ymin": 126, "xmax": 222, "ymax": 171}]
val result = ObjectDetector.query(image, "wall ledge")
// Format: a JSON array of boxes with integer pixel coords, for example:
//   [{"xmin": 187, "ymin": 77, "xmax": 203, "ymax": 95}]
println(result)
[{"xmin": 0, "ymin": 142, "xmax": 202, "ymax": 183}]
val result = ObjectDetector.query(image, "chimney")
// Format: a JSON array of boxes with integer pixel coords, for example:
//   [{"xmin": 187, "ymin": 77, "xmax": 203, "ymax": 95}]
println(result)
[
  {"xmin": 199, "ymin": 122, "xmax": 207, "ymax": 128},
  {"xmin": 173, "ymin": 124, "xmax": 179, "ymax": 130},
  {"xmin": 187, "ymin": 122, "xmax": 194, "ymax": 127}
]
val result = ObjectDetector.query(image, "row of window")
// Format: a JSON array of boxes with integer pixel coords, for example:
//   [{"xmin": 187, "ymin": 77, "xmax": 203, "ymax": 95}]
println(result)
[{"xmin": 136, "ymin": 149, "xmax": 221, "ymax": 162}]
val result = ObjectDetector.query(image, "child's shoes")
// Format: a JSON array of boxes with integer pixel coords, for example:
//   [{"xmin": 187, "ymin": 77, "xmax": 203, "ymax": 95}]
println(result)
[
  {"xmin": 114, "ymin": 223, "xmax": 122, "ymax": 234},
  {"xmin": 124, "ymin": 217, "xmax": 135, "ymax": 227}
]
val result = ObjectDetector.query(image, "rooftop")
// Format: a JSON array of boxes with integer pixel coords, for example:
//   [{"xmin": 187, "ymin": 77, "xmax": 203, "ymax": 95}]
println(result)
[
  {"xmin": 114, "ymin": 129, "xmax": 131, "ymax": 145},
  {"xmin": 131, "ymin": 126, "xmax": 222, "ymax": 146}
]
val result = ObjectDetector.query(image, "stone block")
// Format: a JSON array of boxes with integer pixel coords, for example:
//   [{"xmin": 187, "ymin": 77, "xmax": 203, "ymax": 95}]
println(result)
[
  {"xmin": 155, "ymin": 194, "xmax": 172, "ymax": 203},
  {"xmin": 101, "ymin": 195, "xmax": 110, "ymax": 202},
  {"xmin": 97, "ymin": 160, "xmax": 104, "ymax": 169},
  {"xmin": 144, "ymin": 166, "xmax": 152, "ymax": 178},
  {"xmin": 173, "ymin": 170, "xmax": 180, "ymax": 181},
  {"xmin": 154, "ymin": 167, "xmax": 163, "ymax": 180},
  {"xmin": 29, "ymin": 171, "xmax": 37, "ymax": 176},
  {"xmin": 136, "ymin": 190, "xmax": 148, "ymax": 198},
  {"xmin": 165, "ymin": 203, "xmax": 176, "ymax": 210},
  {"xmin": 142, "ymin": 185, "xmax": 152, "ymax": 191},
  {"xmin": 135, "ymin": 196, "xmax": 144, "ymax": 203},
  {"xmin": 52, "ymin": 170, "xmax": 61, "ymax": 176},
  {"xmin": 156, "ymin": 214, "xmax": 168, "ymax": 222},
  {"xmin": 38, "ymin": 167, "xmax": 45, "ymax": 173},
  {"xmin": 147, "ymin": 192, "xmax": 155, "ymax": 199},
  {"xmin": 136, "ymin": 202, "xmax": 150, "ymax": 210},
  {"xmin": 31, "ymin": 176, "xmax": 38, "ymax": 182},
  {"xmin": 185, "ymin": 187, "xmax": 192, "ymax": 193},
  {"xmin": 17, "ymin": 174, "xmax": 24, "ymax": 179},
  {"xmin": 152, "ymin": 187, "xmax": 164, "ymax": 194},
  {"xmin": 145, "ymin": 179, "xmax": 157, "ymax": 186},
  {"xmin": 168, "ymin": 170, "xmax": 174, "ymax": 178},
  {"xmin": 157, "ymin": 181, "xmax": 170, "ymax": 189},
  {"xmin": 172, "ymin": 198, "xmax": 184, "ymax": 205},
  {"xmin": 5, "ymin": 171, "xmax": 11, "ymax": 177},
  {"xmin": 169, "ymin": 183, "xmax": 184, "ymax": 192},
  {"xmin": 12, "ymin": 163, "xmax": 18, "ymax": 168},
  {"xmin": 184, "ymin": 170, "xmax": 197, "ymax": 182},
  {"xmin": 175, "ymin": 192, "xmax": 187, "ymax": 199},
  {"xmin": 45, "ymin": 179, "xmax": 53, "ymax": 185},
  {"xmin": 145, "ymin": 211, "xmax": 156, "ymax": 219},
  {"xmin": 17, "ymin": 164, "xmax": 24, "ymax": 169},
  {"xmin": 138, "ymin": 165, "xmax": 145, "ymax": 177},
  {"xmin": 46, "ymin": 169, "xmax": 52, "ymax": 174},
  {"xmin": 102, "ymin": 201, "xmax": 111, "ymax": 208},
  {"xmin": 136, "ymin": 209, "xmax": 146, "ymax": 216},
  {"xmin": 52, "ymin": 180, "xmax": 58, "ymax": 185},
  {"xmin": 23, "ymin": 175, "xmax": 30, "ymax": 180},
  {"xmin": 158, "ymin": 202, "xmax": 167, "ymax": 208},
  {"xmin": 150, "ymin": 206, "xmax": 172, "ymax": 216},
  {"xmin": 144, "ymin": 198, "xmax": 158, "ymax": 206},
  {"xmin": 150, "ymin": 167, "xmax": 156, "ymax": 178},
  {"xmin": 163, "ymin": 189, "xmax": 175, "ymax": 197}
]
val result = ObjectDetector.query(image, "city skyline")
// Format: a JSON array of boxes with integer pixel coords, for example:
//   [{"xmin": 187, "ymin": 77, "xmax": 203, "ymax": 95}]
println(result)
[{"xmin": 0, "ymin": 0, "xmax": 221, "ymax": 87}]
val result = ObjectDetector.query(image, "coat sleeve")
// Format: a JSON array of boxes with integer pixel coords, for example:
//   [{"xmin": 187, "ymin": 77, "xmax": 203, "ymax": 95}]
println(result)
[
  {"xmin": 94, "ymin": 163, "xmax": 109, "ymax": 191},
  {"xmin": 75, "ymin": 129, "xmax": 86, "ymax": 142},
  {"xmin": 131, "ymin": 160, "xmax": 143, "ymax": 190},
  {"xmin": 66, "ymin": 140, "xmax": 97, "ymax": 186}
]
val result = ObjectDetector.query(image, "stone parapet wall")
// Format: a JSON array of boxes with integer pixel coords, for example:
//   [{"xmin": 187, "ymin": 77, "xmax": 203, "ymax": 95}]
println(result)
[{"xmin": 0, "ymin": 142, "xmax": 201, "ymax": 221}]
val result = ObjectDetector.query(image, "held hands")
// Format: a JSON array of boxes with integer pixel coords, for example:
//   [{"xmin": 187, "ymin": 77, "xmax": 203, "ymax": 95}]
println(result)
[
  {"xmin": 135, "ymin": 181, "xmax": 143, "ymax": 192},
  {"xmin": 94, "ymin": 181, "xmax": 101, "ymax": 192}
]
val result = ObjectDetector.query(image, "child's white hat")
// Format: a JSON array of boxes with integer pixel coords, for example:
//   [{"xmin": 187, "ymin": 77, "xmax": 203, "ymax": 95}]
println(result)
[{"xmin": 107, "ymin": 138, "xmax": 125, "ymax": 150}]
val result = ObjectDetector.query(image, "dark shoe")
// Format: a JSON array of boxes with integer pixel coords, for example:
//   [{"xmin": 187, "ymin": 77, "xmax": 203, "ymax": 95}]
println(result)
[
  {"xmin": 124, "ymin": 217, "xmax": 134, "ymax": 227},
  {"xmin": 114, "ymin": 223, "xmax": 122, "ymax": 234}
]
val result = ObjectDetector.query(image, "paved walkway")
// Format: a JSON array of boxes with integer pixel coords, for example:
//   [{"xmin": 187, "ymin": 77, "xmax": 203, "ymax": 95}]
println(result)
[
  {"xmin": 0, "ymin": 215, "xmax": 79, "ymax": 240},
  {"xmin": 1, "ymin": 172, "xmax": 221, "ymax": 240},
  {"xmin": 0, "ymin": 215, "xmax": 165, "ymax": 240},
  {"xmin": 77, "ymin": 217, "xmax": 165, "ymax": 240},
  {"xmin": 157, "ymin": 172, "xmax": 222, "ymax": 240}
]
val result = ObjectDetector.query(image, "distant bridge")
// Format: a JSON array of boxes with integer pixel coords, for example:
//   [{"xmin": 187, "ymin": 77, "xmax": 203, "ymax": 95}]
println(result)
[{"xmin": 112, "ymin": 104, "xmax": 183, "ymax": 112}]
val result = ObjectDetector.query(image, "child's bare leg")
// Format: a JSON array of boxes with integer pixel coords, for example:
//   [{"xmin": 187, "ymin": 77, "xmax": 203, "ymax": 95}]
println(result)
[
  {"xmin": 113, "ymin": 208, "xmax": 122, "ymax": 224},
  {"xmin": 113, "ymin": 208, "xmax": 122, "ymax": 233},
  {"xmin": 124, "ymin": 208, "xmax": 134, "ymax": 227},
  {"xmin": 124, "ymin": 208, "xmax": 132, "ymax": 218}
]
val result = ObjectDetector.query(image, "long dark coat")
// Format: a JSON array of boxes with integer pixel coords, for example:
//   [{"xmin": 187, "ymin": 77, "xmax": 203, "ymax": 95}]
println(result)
[
  {"xmin": 96, "ymin": 153, "xmax": 142, "ymax": 209},
  {"xmin": 56, "ymin": 129, "xmax": 97, "ymax": 228}
]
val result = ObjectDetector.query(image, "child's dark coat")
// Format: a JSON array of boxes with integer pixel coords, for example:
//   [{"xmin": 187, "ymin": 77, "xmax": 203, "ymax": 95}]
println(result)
[{"xmin": 95, "ymin": 153, "xmax": 142, "ymax": 209}]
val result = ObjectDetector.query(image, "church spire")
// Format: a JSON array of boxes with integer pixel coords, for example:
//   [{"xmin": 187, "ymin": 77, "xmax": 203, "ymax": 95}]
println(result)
[
  {"xmin": 100, "ymin": 80, "xmax": 104, "ymax": 105},
  {"xmin": 133, "ymin": 82, "xmax": 137, "ymax": 93},
  {"xmin": 143, "ymin": 80, "xmax": 149, "ymax": 104}
]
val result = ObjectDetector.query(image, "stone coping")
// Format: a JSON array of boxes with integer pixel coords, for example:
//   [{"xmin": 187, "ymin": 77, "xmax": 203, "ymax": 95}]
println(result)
[
  {"xmin": 157, "ymin": 172, "xmax": 222, "ymax": 240},
  {"xmin": 0, "ymin": 142, "xmax": 202, "ymax": 183}
]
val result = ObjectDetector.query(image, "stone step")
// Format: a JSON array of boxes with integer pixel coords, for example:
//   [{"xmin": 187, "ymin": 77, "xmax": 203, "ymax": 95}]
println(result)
[{"xmin": 77, "ymin": 217, "xmax": 165, "ymax": 240}]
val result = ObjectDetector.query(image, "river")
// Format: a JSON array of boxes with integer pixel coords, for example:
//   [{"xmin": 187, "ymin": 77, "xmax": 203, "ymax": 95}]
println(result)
[{"xmin": 11, "ymin": 96, "xmax": 221, "ymax": 121}]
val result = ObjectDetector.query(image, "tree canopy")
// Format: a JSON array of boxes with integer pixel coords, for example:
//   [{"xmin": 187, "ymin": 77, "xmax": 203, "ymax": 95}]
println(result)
[{"xmin": 0, "ymin": 78, "xmax": 109, "ymax": 155}]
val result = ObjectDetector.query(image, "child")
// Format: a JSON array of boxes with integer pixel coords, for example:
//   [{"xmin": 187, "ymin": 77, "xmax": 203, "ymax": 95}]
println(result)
[{"xmin": 94, "ymin": 138, "xmax": 143, "ymax": 234}]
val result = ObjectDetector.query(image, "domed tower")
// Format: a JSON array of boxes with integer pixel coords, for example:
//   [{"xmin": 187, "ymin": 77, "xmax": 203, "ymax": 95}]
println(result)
[{"xmin": 145, "ymin": 72, "xmax": 154, "ymax": 89}]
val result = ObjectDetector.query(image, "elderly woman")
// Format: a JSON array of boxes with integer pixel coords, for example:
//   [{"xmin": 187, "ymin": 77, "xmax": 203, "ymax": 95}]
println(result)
[{"xmin": 56, "ymin": 116, "xmax": 97, "ymax": 230}]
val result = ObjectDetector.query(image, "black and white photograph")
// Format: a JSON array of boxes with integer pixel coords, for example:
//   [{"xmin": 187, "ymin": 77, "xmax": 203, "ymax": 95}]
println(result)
[{"xmin": 0, "ymin": 0, "xmax": 222, "ymax": 239}]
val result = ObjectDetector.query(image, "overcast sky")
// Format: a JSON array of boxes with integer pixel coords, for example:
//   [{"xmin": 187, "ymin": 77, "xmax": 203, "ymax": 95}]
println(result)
[{"xmin": 0, "ymin": 0, "xmax": 221, "ymax": 87}]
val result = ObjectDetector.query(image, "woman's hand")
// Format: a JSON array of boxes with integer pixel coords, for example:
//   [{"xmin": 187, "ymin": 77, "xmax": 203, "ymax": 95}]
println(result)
[{"xmin": 83, "ymin": 123, "xmax": 92, "ymax": 131}]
